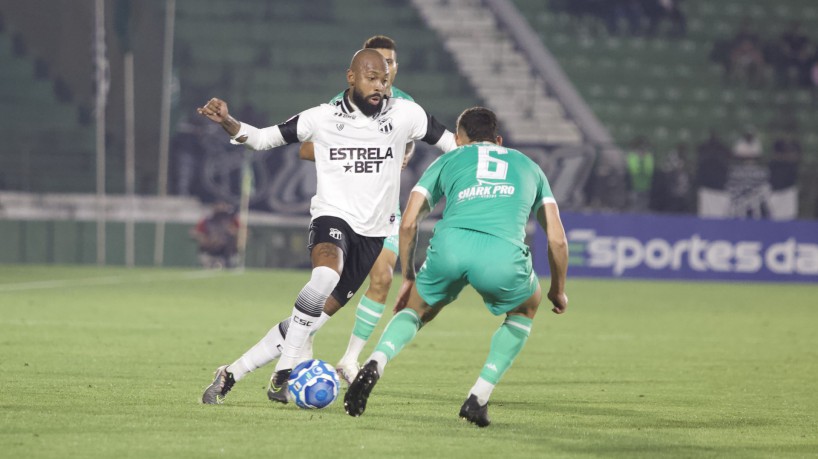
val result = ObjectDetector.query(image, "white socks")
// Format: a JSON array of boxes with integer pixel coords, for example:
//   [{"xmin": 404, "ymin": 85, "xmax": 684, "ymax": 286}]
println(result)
[
  {"xmin": 369, "ymin": 351, "xmax": 389, "ymax": 376},
  {"xmin": 226, "ymin": 310, "xmax": 332, "ymax": 381},
  {"xmin": 469, "ymin": 377, "xmax": 495, "ymax": 406},
  {"xmin": 227, "ymin": 323, "xmax": 285, "ymax": 382},
  {"xmin": 340, "ymin": 335, "xmax": 367, "ymax": 364},
  {"xmin": 276, "ymin": 267, "xmax": 339, "ymax": 371}
]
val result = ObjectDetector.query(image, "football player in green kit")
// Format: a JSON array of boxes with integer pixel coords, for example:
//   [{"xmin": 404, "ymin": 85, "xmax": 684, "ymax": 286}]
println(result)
[{"xmin": 344, "ymin": 107, "xmax": 569, "ymax": 427}]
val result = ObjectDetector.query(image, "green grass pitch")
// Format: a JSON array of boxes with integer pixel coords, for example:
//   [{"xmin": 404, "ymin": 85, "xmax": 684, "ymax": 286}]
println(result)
[{"xmin": 1, "ymin": 265, "xmax": 816, "ymax": 458}]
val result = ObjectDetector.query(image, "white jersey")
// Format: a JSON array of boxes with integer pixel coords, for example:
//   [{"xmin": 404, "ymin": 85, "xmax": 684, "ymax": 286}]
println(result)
[{"xmin": 231, "ymin": 93, "xmax": 457, "ymax": 236}]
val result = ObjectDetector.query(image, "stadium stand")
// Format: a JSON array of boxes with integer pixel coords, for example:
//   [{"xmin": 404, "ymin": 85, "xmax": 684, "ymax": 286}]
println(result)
[
  {"xmin": 512, "ymin": 0, "xmax": 818, "ymax": 216},
  {"xmin": 0, "ymin": 30, "xmax": 95, "ymax": 193},
  {"xmin": 173, "ymin": 0, "xmax": 482, "ymax": 129},
  {"xmin": 513, "ymin": 0, "xmax": 818, "ymax": 157},
  {"xmin": 0, "ymin": 1, "xmax": 481, "ymax": 195},
  {"xmin": 3, "ymin": 0, "xmax": 816, "ymax": 216},
  {"xmin": 412, "ymin": 0, "xmax": 584, "ymax": 145}
]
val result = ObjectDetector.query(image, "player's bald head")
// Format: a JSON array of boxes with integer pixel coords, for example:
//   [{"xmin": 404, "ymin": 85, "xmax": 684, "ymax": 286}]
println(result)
[
  {"xmin": 350, "ymin": 48, "xmax": 389, "ymax": 75},
  {"xmin": 347, "ymin": 49, "xmax": 389, "ymax": 117}
]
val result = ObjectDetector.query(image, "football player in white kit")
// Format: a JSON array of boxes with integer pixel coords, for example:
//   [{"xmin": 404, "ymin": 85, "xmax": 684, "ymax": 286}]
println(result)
[
  {"xmin": 301, "ymin": 35, "xmax": 417, "ymax": 385},
  {"xmin": 200, "ymin": 49, "xmax": 457, "ymax": 404}
]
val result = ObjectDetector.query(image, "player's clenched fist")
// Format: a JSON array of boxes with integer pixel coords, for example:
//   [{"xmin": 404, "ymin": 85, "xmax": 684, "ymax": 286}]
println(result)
[
  {"xmin": 196, "ymin": 98, "xmax": 242, "ymax": 138},
  {"xmin": 197, "ymin": 98, "xmax": 229, "ymax": 123},
  {"xmin": 547, "ymin": 290, "xmax": 568, "ymax": 314}
]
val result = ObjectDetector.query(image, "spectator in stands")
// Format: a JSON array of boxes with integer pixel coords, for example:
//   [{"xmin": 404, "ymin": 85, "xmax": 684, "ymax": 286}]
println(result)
[
  {"xmin": 190, "ymin": 201, "xmax": 240, "ymax": 269},
  {"xmin": 768, "ymin": 133, "xmax": 802, "ymax": 191},
  {"xmin": 722, "ymin": 127, "xmax": 770, "ymax": 218},
  {"xmin": 236, "ymin": 103, "xmax": 267, "ymax": 128},
  {"xmin": 584, "ymin": 160, "xmax": 626, "ymax": 210},
  {"xmin": 652, "ymin": 142, "xmax": 692, "ymax": 213},
  {"xmin": 643, "ymin": 0, "xmax": 687, "ymax": 38},
  {"xmin": 12, "ymin": 32, "xmax": 26, "ymax": 56},
  {"xmin": 695, "ymin": 130, "xmax": 730, "ymax": 190},
  {"xmin": 732, "ymin": 126, "xmax": 763, "ymax": 160},
  {"xmin": 53, "ymin": 77, "xmax": 72, "ymax": 103},
  {"xmin": 726, "ymin": 19, "xmax": 767, "ymax": 86},
  {"xmin": 172, "ymin": 92, "xmax": 249, "ymax": 197},
  {"xmin": 172, "ymin": 113, "xmax": 207, "ymax": 196},
  {"xmin": 773, "ymin": 22, "xmax": 814, "ymax": 87},
  {"xmin": 625, "ymin": 136, "xmax": 655, "ymax": 212},
  {"xmin": 605, "ymin": 0, "xmax": 644, "ymax": 36},
  {"xmin": 725, "ymin": 144, "xmax": 770, "ymax": 219},
  {"xmin": 767, "ymin": 105, "xmax": 800, "ymax": 137}
]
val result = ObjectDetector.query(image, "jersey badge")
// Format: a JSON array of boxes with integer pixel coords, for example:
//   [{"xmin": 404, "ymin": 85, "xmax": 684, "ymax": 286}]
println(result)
[{"xmin": 378, "ymin": 117, "xmax": 393, "ymax": 135}]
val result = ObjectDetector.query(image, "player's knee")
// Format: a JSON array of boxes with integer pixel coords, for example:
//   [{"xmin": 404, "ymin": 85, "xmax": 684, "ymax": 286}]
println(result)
[
  {"xmin": 419, "ymin": 305, "xmax": 442, "ymax": 324},
  {"xmin": 509, "ymin": 288, "xmax": 541, "ymax": 318},
  {"xmin": 323, "ymin": 295, "xmax": 343, "ymax": 316}
]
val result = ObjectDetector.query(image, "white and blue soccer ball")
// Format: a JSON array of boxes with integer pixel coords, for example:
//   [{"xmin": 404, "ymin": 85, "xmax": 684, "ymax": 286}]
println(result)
[{"xmin": 288, "ymin": 359, "xmax": 340, "ymax": 409}]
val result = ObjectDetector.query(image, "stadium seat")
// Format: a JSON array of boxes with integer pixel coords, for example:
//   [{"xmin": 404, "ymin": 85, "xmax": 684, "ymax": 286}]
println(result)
[
  {"xmin": 173, "ymin": 0, "xmax": 481, "ymax": 131},
  {"xmin": 0, "ymin": 30, "xmax": 94, "ymax": 193},
  {"xmin": 513, "ymin": 0, "xmax": 818, "ymax": 163}
]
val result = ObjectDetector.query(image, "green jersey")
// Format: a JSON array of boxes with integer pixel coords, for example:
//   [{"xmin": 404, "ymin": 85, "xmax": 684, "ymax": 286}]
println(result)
[
  {"xmin": 329, "ymin": 86, "xmax": 414, "ymax": 104},
  {"xmin": 413, "ymin": 142, "xmax": 555, "ymax": 250}
]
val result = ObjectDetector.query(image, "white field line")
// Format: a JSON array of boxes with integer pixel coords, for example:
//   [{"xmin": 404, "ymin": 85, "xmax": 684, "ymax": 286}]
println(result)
[{"xmin": 0, "ymin": 270, "xmax": 228, "ymax": 293}]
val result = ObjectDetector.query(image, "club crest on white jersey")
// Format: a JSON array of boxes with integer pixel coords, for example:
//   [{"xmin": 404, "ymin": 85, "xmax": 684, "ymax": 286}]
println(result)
[{"xmin": 378, "ymin": 117, "xmax": 393, "ymax": 134}]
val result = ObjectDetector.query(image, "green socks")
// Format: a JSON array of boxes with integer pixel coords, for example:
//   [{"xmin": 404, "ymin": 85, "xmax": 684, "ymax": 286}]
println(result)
[
  {"xmin": 352, "ymin": 296, "xmax": 386, "ymax": 341},
  {"xmin": 479, "ymin": 315, "xmax": 532, "ymax": 384},
  {"xmin": 373, "ymin": 309, "xmax": 422, "ymax": 361},
  {"xmin": 369, "ymin": 310, "xmax": 532, "ymax": 390}
]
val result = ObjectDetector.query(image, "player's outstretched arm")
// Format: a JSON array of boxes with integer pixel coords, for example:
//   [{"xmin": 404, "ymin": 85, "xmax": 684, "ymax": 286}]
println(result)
[
  {"xmin": 200, "ymin": 99, "xmax": 316, "ymax": 151},
  {"xmin": 197, "ymin": 98, "xmax": 243, "ymax": 139},
  {"xmin": 537, "ymin": 203, "xmax": 568, "ymax": 314},
  {"xmin": 434, "ymin": 130, "xmax": 458, "ymax": 153},
  {"xmin": 410, "ymin": 106, "xmax": 457, "ymax": 154},
  {"xmin": 394, "ymin": 190, "xmax": 431, "ymax": 313}
]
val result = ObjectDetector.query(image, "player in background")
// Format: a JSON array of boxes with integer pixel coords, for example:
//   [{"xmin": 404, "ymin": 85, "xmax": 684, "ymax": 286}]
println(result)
[
  {"xmin": 300, "ymin": 35, "xmax": 414, "ymax": 384},
  {"xmin": 199, "ymin": 49, "xmax": 458, "ymax": 405},
  {"xmin": 343, "ymin": 107, "xmax": 569, "ymax": 427}
]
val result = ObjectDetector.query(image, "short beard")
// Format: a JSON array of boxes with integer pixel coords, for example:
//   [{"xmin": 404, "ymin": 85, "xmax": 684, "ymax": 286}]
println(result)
[{"xmin": 351, "ymin": 89, "xmax": 382, "ymax": 117}]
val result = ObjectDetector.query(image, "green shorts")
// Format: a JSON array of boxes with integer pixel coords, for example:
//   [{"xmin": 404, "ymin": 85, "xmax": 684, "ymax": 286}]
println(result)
[{"xmin": 415, "ymin": 227, "xmax": 538, "ymax": 316}]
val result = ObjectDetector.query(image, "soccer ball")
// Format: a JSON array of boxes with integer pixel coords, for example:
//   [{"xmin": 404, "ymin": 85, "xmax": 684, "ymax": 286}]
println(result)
[{"xmin": 288, "ymin": 359, "xmax": 340, "ymax": 409}]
